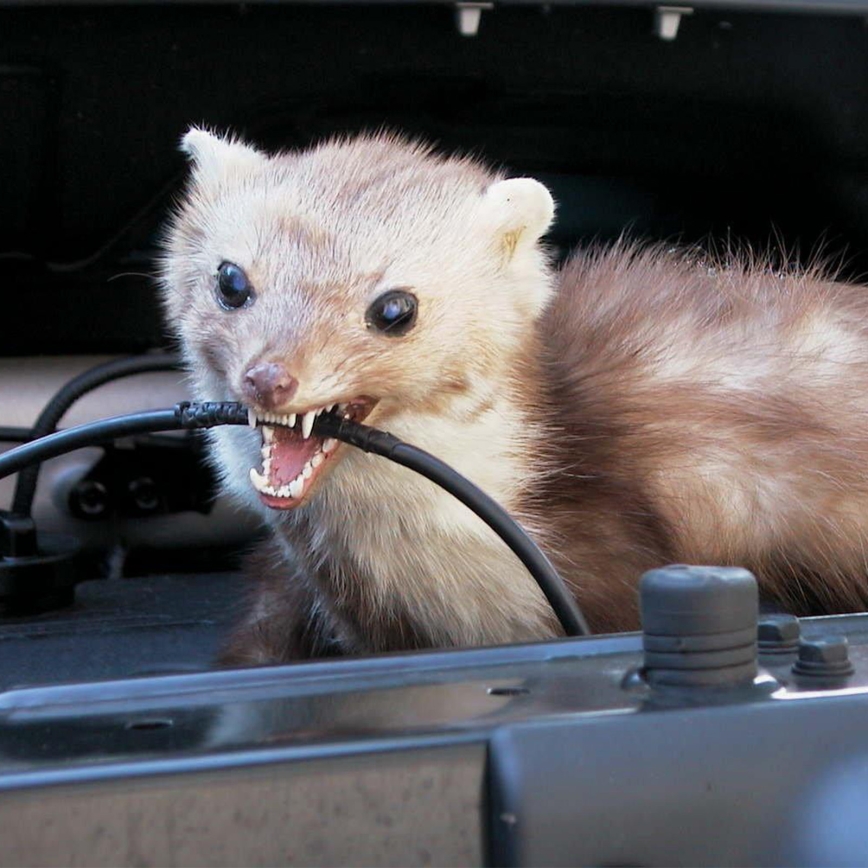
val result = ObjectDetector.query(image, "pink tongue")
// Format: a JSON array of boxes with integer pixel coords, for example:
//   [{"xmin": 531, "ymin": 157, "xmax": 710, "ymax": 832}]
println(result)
[{"xmin": 268, "ymin": 428, "xmax": 322, "ymax": 487}]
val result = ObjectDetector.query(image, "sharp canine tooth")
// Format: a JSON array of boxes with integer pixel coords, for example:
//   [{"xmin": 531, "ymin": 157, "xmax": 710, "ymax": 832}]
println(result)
[
  {"xmin": 289, "ymin": 477, "xmax": 304, "ymax": 498},
  {"xmin": 324, "ymin": 438, "xmax": 338, "ymax": 453},
  {"xmin": 301, "ymin": 412, "xmax": 315, "ymax": 439},
  {"xmin": 247, "ymin": 408, "xmax": 257, "ymax": 428},
  {"xmin": 249, "ymin": 467, "xmax": 268, "ymax": 492}
]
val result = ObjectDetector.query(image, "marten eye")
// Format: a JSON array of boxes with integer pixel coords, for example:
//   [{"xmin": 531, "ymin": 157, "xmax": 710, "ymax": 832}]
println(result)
[
  {"xmin": 366, "ymin": 289, "xmax": 418, "ymax": 336},
  {"xmin": 216, "ymin": 262, "xmax": 254, "ymax": 310}
]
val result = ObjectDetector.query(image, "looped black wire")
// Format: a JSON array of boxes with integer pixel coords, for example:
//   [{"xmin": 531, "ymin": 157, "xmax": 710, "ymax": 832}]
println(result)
[{"xmin": 12, "ymin": 354, "xmax": 180, "ymax": 517}]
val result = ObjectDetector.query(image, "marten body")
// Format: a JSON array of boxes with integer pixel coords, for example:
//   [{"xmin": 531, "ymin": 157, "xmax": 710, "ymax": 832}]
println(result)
[{"xmin": 162, "ymin": 129, "xmax": 868, "ymax": 663}]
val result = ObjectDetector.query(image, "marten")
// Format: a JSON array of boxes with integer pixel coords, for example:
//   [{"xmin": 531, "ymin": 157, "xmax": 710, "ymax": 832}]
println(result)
[{"xmin": 161, "ymin": 127, "xmax": 868, "ymax": 664}]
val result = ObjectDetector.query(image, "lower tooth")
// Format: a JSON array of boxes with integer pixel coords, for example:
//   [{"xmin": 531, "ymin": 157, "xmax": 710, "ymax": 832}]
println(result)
[
  {"xmin": 289, "ymin": 477, "xmax": 304, "ymax": 498},
  {"xmin": 303, "ymin": 464, "xmax": 312, "ymax": 479},
  {"xmin": 323, "ymin": 438, "xmax": 338, "ymax": 453},
  {"xmin": 312, "ymin": 453, "xmax": 324, "ymax": 467}
]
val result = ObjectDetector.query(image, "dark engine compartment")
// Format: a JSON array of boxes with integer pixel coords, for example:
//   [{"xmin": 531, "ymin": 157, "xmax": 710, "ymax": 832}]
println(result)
[{"xmin": 6, "ymin": 2, "xmax": 868, "ymax": 355}]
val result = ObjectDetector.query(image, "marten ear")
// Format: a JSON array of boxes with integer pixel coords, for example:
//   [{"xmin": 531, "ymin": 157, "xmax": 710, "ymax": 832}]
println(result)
[
  {"xmin": 481, "ymin": 178, "xmax": 555, "ymax": 264},
  {"xmin": 180, "ymin": 126, "xmax": 264, "ymax": 186}
]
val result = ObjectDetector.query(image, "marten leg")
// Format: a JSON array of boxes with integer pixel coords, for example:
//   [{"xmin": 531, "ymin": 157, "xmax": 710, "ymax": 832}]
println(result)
[{"xmin": 218, "ymin": 542, "xmax": 343, "ymax": 666}]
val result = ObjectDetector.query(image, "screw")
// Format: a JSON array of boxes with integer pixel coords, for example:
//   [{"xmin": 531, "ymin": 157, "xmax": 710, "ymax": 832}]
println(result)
[
  {"xmin": 128, "ymin": 477, "xmax": 160, "ymax": 513},
  {"xmin": 70, "ymin": 480, "xmax": 109, "ymax": 518},
  {"xmin": 758, "ymin": 615, "xmax": 800, "ymax": 655},
  {"xmin": 792, "ymin": 637, "xmax": 854, "ymax": 680}
]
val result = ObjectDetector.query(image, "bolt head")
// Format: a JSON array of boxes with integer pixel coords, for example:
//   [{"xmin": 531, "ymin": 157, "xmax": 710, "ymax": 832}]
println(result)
[
  {"xmin": 71, "ymin": 480, "xmax": 109, "ymax": 518},
  {"xmin": 758, "ymin": 615, "xmax": 800, "ymax": 647},
  {"xmin": 128, "ymin": 477, "xmax": 160, "ymax": 512},
  {"xmin": 798, "ymin": 637, "xmax": 850, "ymax": 665}
]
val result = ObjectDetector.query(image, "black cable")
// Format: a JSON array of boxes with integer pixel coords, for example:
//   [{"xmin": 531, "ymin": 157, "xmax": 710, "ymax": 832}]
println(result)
[
  {"xmin": 0, "ymin": 401, "xmax": 591, "ymax": 638},
  {"xmin": 313, "ymin": 414, "xmax": 591, "ymax": 637},
  {"xmin": 12, "ymin": 353, "xmax": 180, "ymax": 517},
  {"xmin": 0, "ymin": 403, "xmax": 247, "ymax": 480},
  {"xmin": 0, "ymin": 427, "xmax": 32, "ymax": 443},
  {"xmin": 0, "ymin": 411, "xmax": 179, "ymax": 479}
]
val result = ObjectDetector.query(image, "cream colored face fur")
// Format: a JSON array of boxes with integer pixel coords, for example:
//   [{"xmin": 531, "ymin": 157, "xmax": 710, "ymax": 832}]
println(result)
[{"xmin": 161, "ymin": 129, "xmax": 561, "ymax": 643}]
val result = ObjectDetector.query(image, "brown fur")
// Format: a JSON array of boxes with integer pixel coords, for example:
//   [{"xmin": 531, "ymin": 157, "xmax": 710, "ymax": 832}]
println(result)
[
  {"xmin": 219, "ymin": 539, "xmax": 344, "ymax": 664},
  {"xmin": 539, "ymin": 243, "xmax": 868, "ymax": 623}
]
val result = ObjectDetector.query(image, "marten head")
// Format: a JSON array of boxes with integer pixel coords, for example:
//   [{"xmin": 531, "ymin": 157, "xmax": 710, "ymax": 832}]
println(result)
[{"xmin": 161, "ymin": 128, "xmax": 555, "ymax": 510}]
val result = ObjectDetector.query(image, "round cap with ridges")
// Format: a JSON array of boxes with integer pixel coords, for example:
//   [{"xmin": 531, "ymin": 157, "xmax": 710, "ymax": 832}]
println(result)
[{"xmin": 640, "ymin": 564, "xmax": 759, "ymax": 687}]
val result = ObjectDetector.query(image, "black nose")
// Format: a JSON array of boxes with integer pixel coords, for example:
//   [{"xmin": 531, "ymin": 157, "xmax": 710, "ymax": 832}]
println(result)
[{"xmin": 242, "ymin": 361, "xmax": 299, "ymax": 410}]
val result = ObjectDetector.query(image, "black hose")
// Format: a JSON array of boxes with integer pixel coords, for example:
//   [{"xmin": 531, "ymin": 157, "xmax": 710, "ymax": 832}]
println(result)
[
  {"xmin": 0, "ymin": 410, "xmax": 181, "ymax": 479},
  {"xmin": 313, "ymin": 414, "xmax": 591, "ymax": 637},
  {"xmin": 11, "ymin": 354, "xmax": 180, "ymax": 516},
  {"xmin": 0, "ymin": 427, "xmax": 31, "ymax": 443},
  {"xmin": 0, "ymin": 403, "xmax": 247, "ymax": 480},
  {"xmin": 0, "ymin": 401, "xmax": 591, "ymax": 638}
]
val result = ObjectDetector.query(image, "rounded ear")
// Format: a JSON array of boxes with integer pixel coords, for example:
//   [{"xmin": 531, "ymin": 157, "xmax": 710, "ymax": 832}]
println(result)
[
  {"xmin": 481, "ymin": 177, "xmax": 555, "ymax": 264},
  {"xmin": 180, "ymin": 126, "xmax": 265, "ymax": 186}
]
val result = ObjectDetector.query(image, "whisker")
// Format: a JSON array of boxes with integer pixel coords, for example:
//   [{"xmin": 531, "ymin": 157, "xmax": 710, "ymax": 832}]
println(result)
[{"xmin": 108, "ymin": 271, "xmax": 153, "ymax": 282}]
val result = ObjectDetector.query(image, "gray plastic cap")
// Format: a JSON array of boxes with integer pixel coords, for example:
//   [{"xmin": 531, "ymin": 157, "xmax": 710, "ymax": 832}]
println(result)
[
  {"xmin": 641, "ymin": 564, "xmax": 759, "ymax": 636},
  {"xmin": 640, "ymin": 564, "xmax": 759, "ymax": 688}
]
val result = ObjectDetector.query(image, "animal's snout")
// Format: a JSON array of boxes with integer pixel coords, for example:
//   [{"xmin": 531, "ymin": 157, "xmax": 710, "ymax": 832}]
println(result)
[{"xmin": 243, "ymin": 361, "xmax": 299, "ymax": 410}]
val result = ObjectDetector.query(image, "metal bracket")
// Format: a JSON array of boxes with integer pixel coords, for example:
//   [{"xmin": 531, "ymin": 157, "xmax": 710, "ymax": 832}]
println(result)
[
  {"xmin": 655, "ymin": 6, "xmax": 693, "ymax": 41},
  {"xmin": 456, "ymin": 2, "xmax": 494, "ymax": 37}
]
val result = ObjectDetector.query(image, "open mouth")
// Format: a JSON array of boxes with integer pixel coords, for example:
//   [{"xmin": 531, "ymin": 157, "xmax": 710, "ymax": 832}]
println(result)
[{"xmin": 247, "ymin": 399, "xmax": 376, "ymax": 509}]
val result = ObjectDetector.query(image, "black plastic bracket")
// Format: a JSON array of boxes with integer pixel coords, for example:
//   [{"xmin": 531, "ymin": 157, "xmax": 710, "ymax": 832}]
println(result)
[{"xmin": 0, "ymin": 511, "xmax": 81, "ymax": 614}]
